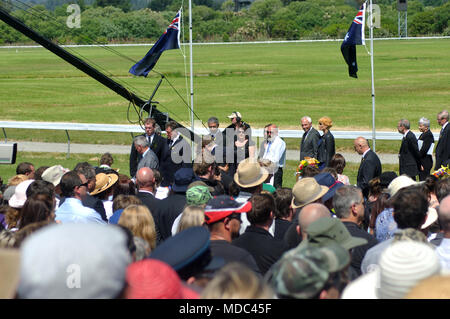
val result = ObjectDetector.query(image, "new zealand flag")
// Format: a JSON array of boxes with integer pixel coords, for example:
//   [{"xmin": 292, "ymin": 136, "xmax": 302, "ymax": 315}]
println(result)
[
  {"xmin": 129, "ymin": 9, "xmax": 181, "ymax": 77},
  {"xmin": 341, "ymin": 4, "xmax": 366, "ymax": 78}
]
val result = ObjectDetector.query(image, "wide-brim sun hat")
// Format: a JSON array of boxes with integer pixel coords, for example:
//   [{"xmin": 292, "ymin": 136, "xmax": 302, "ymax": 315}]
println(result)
[
  {"xmin": 291, "ymin": 177, "xmax": 329, "ymax": 209},
  {"xmin": 41, "ymin": 165, "xmax": 69, "ymax": 187},
  {"xmin": 387, "ymin": 175, "xmax": 417, "ymax": 197},
  {"xmin": 90, "ymin": 173, "xmax": 119, "ymax": 195},
  {"xmin": 233, "ymin": 158, "xmax": 269, "ymax": 188}
]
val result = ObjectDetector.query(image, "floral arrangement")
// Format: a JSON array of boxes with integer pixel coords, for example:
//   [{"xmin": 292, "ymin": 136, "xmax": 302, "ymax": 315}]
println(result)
[
  {"xmin": 295, "ymin": 157, "xmax": 320, "ymax": 177},
  {"xmin": 432, "ymin": 165, "xmax": 450, "ymax": 179}
]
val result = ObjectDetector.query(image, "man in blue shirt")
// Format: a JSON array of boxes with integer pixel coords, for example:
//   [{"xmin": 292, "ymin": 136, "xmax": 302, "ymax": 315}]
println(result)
[{"xmin": 55, "ymin": 171, "xmax": 106, "ymax": 224}]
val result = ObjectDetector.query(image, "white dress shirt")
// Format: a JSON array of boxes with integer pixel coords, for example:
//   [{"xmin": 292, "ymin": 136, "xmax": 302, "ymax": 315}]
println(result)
[{"xmin": 262, "ymin": 135, "xmax": 286, "ymax": 168}]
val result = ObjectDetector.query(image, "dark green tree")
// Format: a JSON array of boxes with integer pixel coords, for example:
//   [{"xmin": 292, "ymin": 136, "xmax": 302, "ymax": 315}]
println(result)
[{"xmin": 95, "ymin": 0, "xmax": 131, "ymax": 12}]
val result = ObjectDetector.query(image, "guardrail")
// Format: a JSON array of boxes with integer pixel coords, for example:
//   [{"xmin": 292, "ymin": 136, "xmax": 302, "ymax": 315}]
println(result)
[{"xmin": 0, "ymin": 121, "xmax": 440, "ymax": 156}]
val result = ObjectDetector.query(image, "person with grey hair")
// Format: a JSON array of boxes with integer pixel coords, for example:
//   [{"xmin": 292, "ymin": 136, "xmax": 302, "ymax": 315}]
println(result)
[
  {"xmin": 300, "ymin": 116, "xmax": 320, "ymax": 160},
  {"xmin": 418, "ymin": 117, "xmax": 435, "ymax": 181},
  {"xmin": 435, "ymin": 110, "xmax": 450, "ymax": 170},
  {"xmin": 333, "ymin": 185, "xmax": 378, "ymax": 279},
  {"xmin": 397, "ymin": 119, "xmax": 420, "ymax": 180},
  {"xmin": 129, "ymin": 117, "xmax": 167, "ymax": 178},
  {"xmin": 354, "ymin": 137, "xmax": 382, "ymax": 199},
  {"xmin": 207, "ymin": 116, "xmax": 220, "ymax": 138},
  {"xmin": 134, "ymin": 135, "xmax": 159, "ymax": 174}
]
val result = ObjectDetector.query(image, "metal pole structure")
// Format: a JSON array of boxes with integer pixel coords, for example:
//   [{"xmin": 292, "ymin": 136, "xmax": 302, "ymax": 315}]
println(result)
[
  {"xmin": 369, "ymin": 0, "xmax": 376, "ymax": 152},
  {"xmin": 188, "ymin": 0, "xmax": 195, "ymax": 157}
]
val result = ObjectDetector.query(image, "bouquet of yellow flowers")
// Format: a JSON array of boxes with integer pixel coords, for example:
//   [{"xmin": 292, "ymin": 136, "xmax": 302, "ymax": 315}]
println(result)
[
  {"xmin": 295, "ymin": 157, "xmax": 320, "ymax": 178},
  {"xmin": 432, "ymin": 165, "xmax": 450, "ymax": 179}
]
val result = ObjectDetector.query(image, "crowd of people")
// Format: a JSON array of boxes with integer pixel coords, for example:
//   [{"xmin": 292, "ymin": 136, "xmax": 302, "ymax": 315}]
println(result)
[{"xmin": 1, "ymin": 109, "xmax": 450, "ymax": 299}]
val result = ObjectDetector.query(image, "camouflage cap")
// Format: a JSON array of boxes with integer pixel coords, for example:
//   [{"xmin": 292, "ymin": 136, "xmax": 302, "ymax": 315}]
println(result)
[
  {"xmin": 266, "ymin": 242, "xmax": 350, "ymax": 299},
  {"xmin": 186, "ymin": 185, "xmax": 213, "ymax": 206},
  {"xmin": 303, "ymin": 217, "xmax": 367, "ymax": 250},
  {"xmin": 392, "ymin": 228, "xmax": 430, "ymax": 245}
]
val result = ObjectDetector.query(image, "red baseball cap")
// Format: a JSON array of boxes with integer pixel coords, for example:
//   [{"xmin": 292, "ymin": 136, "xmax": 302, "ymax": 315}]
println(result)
[{"xmin": 204, "ymin": 195, "xmax": 252, "ymax": 225}]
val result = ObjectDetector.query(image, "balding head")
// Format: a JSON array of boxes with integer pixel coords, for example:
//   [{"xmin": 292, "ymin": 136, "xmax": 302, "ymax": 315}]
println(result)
[
  {"xmin": 297, "ymin": 203, "xmax": 331, "ymax": 240},
  {"xmin": 353, "ymin": 137, "xmax": 369, "ymax": 155},
  {"xmin": 439, "ymin": 195, "xmax": 450, "ymax": 233},
  {"xmin": 136, "ymin": 167, "xmax": 155, "ymax": 190}
]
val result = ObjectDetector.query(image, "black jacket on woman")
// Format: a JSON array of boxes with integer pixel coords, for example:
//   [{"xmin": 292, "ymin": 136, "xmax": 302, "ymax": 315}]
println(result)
[
  {"xmin": 318, "ymin": 131, "xmax": 335, "ymax": 167},
  {"xmin": 418, "ymin": 129, "xmax": 434, "ymax": 181}
]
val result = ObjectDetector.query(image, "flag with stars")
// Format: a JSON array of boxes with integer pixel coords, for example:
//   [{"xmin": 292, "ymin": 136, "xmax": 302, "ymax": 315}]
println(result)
[
  {"xmin": 129, "ymin": 9, "xmax": 181, "ymax": 77},
  {"xmin": 341, "ymin": 3, "xmax": 366, "ymax": 78}
]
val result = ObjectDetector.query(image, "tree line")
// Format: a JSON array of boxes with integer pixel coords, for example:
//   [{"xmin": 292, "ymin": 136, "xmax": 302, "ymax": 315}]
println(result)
[{"xmin": 0, "ymin": 0, "xmax": 449, "ymax": 44}]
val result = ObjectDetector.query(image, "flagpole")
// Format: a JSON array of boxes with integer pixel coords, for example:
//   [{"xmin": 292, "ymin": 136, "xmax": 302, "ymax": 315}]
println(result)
[
  {"xmin": 188, "ymin": 0, "xmax": 195, "ymax": 156},
  {"xmin": 369, "ymin": 0, "xmax": 376, "ymax": 152}
]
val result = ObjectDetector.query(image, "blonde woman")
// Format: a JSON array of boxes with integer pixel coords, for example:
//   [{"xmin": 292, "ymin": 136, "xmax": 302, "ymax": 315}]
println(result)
[
  {"xmin": 201, "ymin": 262, "xmax": 274, "ymax": 299},
  {"xmin": 175, "ymin": 205, "xmax": 205, "ymax": 234},
  {"xmin": 118, "ymin": 204, "xmax": 157, "ymax": 251},
  {"xmin": 317, "ymin": 116, "xmax": 335, "ymax": 169}
]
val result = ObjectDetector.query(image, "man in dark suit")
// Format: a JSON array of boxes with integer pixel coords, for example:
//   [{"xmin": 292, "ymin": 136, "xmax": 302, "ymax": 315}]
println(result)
[
  {"xmin": 135, "ymin": 167, "xmax": 161, "ymax": 243},
  {"xmin": 333, "ymin": 185, "xmax": 378, "ymax": 279},
  {"xmin": 300, "ymin": 116, "xmax": 320, "ymax": 160},
  {"xmin": 159, "ymin": 121, "xmax": 192, "ymax": 187},
  {"xmin": 435, "ymin": 110, "xmax": 450, "ymax": 170},
  {"xmin": 133, "ymin": 135, "xmax": 159, "ymax": 174},
  {"xmin": 232, "ymin": 193, "xmax": 288, "ymax": 275},
  {"xmin": 418, "ymin": 117, "xmax": 435, "ymax": 181},
  {"xmin": 155, "ymin": 167, "xmax": 198, "ymax": 241},
  {"xmin": 129, "ymin": 117, "xmax": 166, "ymax": 178},
  {"xmin": 397, "ymin": 119, "xmax": 421, "ymax": 181},
  {"xmin": 354, "ymin": 137, "xmax": 382, "ymax": 199}
]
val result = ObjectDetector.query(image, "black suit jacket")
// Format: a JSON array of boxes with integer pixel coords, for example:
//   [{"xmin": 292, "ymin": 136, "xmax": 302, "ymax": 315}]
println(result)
[
  {"xmin": 154, "ymin": 193, "xmax": 187, "ymax": 242},
  {"xmin": 435, "ymin": 123, "xmax": 450, "ymax": 170},
  {"xmin": 232, "ymin": 225, "xmax": 287, "ymax": 275},
  {"xmin": 399, "ymin": 130, "xmax": 421, "ymax": 178},
  {"xmin": 300, "ymin": 127, "xmax": 320, "ymax": 160},
  {"xmin": 418, "ymin": 129, "xmax": 434, "ymax": 180},
  {"xmin": 129, "ymin": 133, "xmax": 167, "ymax": 177},
  {"xmin": 159, "ymin": 136, "xmax": 192, "ymax": 187},
  {"xmin": 357, "ymin": 149, "xmax": 382, "ymax": 198},
  {"xmin": 136, "ymin": 191, "xmax": 162, "ymax": 243}
]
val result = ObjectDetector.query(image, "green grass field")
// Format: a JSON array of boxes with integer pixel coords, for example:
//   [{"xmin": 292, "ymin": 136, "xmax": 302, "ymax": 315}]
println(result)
[
  {"xmin": 1, "ymin": 39, "xmax": 449, "ymax": 130},
  {"xmin": 0, "ymin": 39, "xmax": 447, "ymax": 185}
]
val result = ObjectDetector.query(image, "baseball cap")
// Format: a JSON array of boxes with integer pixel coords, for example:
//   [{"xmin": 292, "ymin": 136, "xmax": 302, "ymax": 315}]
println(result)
[
  {"xmin": 203, "ymin": 195, "xmax": 252, "ymax": 225},
  {"xmin": 227, "ymin": 111, "xmax": 241, "ymax": 119}
]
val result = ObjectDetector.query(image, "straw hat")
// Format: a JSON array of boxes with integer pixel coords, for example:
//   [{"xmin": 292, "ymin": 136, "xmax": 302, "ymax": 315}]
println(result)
[
  {"xmin": 90, "ymin": 173, "xmax": 119, "ymax": 195},
  {"xmin": 291, "ymin": 177, "xmax": 329, "ymax": 209},
  {"xmin": 234, "ymin": 158, "xmax": 269, "ymax": 188}
]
